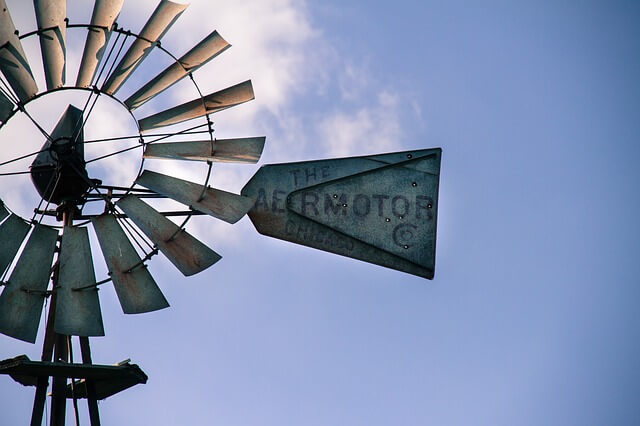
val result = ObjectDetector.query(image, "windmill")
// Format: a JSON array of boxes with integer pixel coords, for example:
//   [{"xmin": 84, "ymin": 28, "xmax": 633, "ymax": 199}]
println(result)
[{"xmin": 0, "ymin": 1, "xmax": 442, "ymax": 424}]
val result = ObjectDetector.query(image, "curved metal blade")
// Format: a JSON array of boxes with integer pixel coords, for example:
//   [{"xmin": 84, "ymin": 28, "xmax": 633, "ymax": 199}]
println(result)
[
  {"xmin": 101, "ymin": 0, "xmax": 188, "ymax": 95},
  {"xmin": 92, "ymin": 214, "xmax": 169, "ymax": 314},
  {"xmin": 0, "ymin": 224, "xmax": 58, "ymax": 343},
  {"xmin": 0, "ymin": 0, "xmax": 39, "ymax": 102},
  {"xmin": 76, "ymin": 0, "xmax": 125, "ymax": 88},
  {"xmin": 34, "ymin": 0, "xmax": 66, "ymax": 90},
  {"xmin": 124, "ymin": 30, "xmax": 231, "ymax": 110},
  {"xmin": 117, "ymin": 195, "xmax": 221, "ymax": 276},
  {"xmin": 0, "ymin": 214, "xmax": 30, "ymax": 277},
  {"xmin": 143, "ymin": 137, "xmax": 265, "ymax": 164},
  {"xmin": 0, "ymin": 200, "xmax": 8, "ymax": 222},
  {"xmin": 138, "ymin": 80, "xmax": 254, "ymax": 133},
  {"xmin": 136, "ymin": 170, "xmax": 254, "ymax": 224},
  {"xmin": 0, "ymin": 91, "xmax": 14, "ymax": 123},
  {"xmin": 55, "ymin": 226, "xmax": 105, "ymax": 337}
]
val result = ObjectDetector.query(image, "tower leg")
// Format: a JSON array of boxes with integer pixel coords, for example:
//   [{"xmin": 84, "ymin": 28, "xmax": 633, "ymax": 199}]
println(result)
[{"xmin": 80, "ymin": 337, "xmax": 101, "ymax": 426}]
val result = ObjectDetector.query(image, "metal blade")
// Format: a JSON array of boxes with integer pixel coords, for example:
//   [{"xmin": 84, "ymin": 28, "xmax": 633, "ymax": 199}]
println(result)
[
  {"xmin": 143, "ymin": 137, "xmax": 265, "ymax": 164},
  {"xmin": 76, "ymin": 0, "xmax": 125, "ymax": 87},
  {"xmin": 0, "ymin": 200, "xmax": 8, "ymax": 222},
  {"xmin": 138, "ymin": 80, "xmax": 254, "ymax": 133},
  {"xmin": 117, "ymin": 195, "xmax": 221, "ymax": 276},
  {"xmin": 0, "ymin": 0, "xmax": 39, "ymax": 102},
  {"xmin": 136, "ymin": 170, "xmax": 254, "ymax": 224},
  {"xmin": 125, "ymin": 30, "xmax": 231, "ymax": 110},
  {"xmin": 92, "ymin": 214, "xmax": 169, "ymax": 314},
  {"xmin": 241, "ymin": 148, "xmax": 442, "ymax": 279},
  {"xmin": 55, "ymin": 226, "xmax": 105, "ymax": 337},
  {"xmin": 0, "ymin": 91, "xmax": 14, "ymax": 123},
  {"xmin": 34, "ymin": 0, "xmax": 66, "ymax": 90},
  {"xmin": 101, "ymin": 0, "xmax": 188, "ymax": 95},
  {"xmin": 0, "ymin": 224, "xmax": 58, "ymax": 343},
  {"xmin": 0, "ymin": 214, "xmax": 30, "ymax": 277}
]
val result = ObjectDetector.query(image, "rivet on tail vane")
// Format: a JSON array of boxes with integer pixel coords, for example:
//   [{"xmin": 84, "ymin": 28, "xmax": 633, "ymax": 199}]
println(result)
[
  {"xmin": 0, "ymin": 224, "xmax": 58, "ymax": 343},
  {"xmin": 117, "ymin": 195, "xmax": 222, "ymax": 276},
  {"xmin": 143, "ymin": 137, "xmax": 266, "ymax": 164},
  {"xmin": 138, "ymin": 80, "xmax": 255, "ymax": 132},
  {"xmin": 0, "ymin": 0, "xmax": 39, "ymax": 102},
  {"xmin": 136, "ymin": 170, "xmax": 255, "ymax": 224},
  {"xmin": 76, "ymin": 0, "xmax": 125, "ymax": 87},
  {"xmin": 34, "ymin": 0, "xmax": 67, "ymax": 90},
  {"xmin": 92, "ymin": 214, "xmax": 170, "ymax": 314},
  {"xmin": 125, "ymin": 30, "xmax": 231, "ymax": 110},
  {"xmin": 55, "ymin": 226, "xmax": 105, "ymax": 337},
  {"xmin": 102, "ymin": 0, "xmax": 188, "ymax": 95}
]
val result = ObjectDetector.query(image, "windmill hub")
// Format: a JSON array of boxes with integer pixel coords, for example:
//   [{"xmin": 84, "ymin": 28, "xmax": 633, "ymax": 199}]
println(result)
[{"xmin": 30, "ymin": 104, "xmax": 94, "ymax": 207}]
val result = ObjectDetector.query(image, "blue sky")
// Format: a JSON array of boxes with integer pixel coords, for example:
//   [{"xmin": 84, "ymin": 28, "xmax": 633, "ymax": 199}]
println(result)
[{"xmin": 1, "ymin": 1, "xmax": 639, "ymax": 425}]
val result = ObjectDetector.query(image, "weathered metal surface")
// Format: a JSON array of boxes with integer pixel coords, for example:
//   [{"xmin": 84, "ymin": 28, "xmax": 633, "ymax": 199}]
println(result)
[
  {"xmin": 92, "ymin": 214, "xmax": 169, "ymax": 314},
  {"xmin": 102, "ymin": 0, "xmax": 188, "ymax": 95},
  {"xmin": 0, "ymin": 0, "xmax": 39, "ymax": 102},
  {"xmin": 30, "ymin": 105, "xmax": 90, "ymax": 204},
  {"xmin": 136, "ymin": 170, "xmax": 254, "ymax": 224},
  {"xmin": 138, "ymin": 80, "xmax": 254, "ymax": 133},
  {"xmin": 34, "ymin": 0, "xmax": 66, "ymax": 90},
  {"xmin": 0, "ymin": 355, "xmax": 148, "ymax": 400},
  {"xmin": 55, "ymin": 226, "xmax": 105, "ymax": 337},
  {"xmin": 76, "ymin": 0, "xmax": 125, "ymax": 87},
  {"xmin": 0, "ymin": 91, "xmax": 13, "ymax": 123},
  {"xmin": 0, "ymin": 224, "xmax": 58, "ymax": 343},
  {"xmin": 0, "ymin": 214, "xmax": 30, "ymax": 276},
  {"xmin": 117, "ymin": 195, "xmax": 221, "ymax": 276},
  {"xmin": 125, "ymin": 30, "xmax": 231, "ymax": 109},
  {"xmin": 0, "ymin": 200, "xmax": 8, "ymax": 222},
  {"xmin": 143, "ymin": 137, "xmax": 266, "ymax": 164},
  {"xmin": 241, "ymin": 148, "xmax": 442, "ymax": 279}
]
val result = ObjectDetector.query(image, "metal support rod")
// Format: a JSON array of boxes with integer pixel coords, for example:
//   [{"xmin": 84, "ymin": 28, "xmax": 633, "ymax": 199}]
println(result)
[{"xmin": 79, "ymin": 337, "xmax": 101, "ymax": 426}]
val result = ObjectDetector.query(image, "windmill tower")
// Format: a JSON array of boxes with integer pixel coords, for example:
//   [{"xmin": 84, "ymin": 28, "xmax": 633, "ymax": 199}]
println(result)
[{"xmin": 0, "ymin": 1, "xmax": 441, "ymax": 424}]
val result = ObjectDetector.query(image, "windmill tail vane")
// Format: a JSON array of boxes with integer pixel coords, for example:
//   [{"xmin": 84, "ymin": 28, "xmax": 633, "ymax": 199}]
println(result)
[{"xmin": 0, "ymin": 0, "xmax": 441, "ymax": 424}]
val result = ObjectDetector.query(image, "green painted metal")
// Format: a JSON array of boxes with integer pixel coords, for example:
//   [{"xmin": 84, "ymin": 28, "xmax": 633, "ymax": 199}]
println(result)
[
  {"xmin": 92, "ymin": 214, "xmax": 169, "ymax": 314},
  {"xmin": 0, "ymin": 224, "xmax": 58, "ymax": 343},
  {"xmin": 0, "ymin": 214, "xmax": 31, "ymax": 277},
  {"xmin": 117, "ymin": 195, "xmax": 221, "ymax": 276},
  {"xmin": 0, "ymin": 92, "xmax": 13, "ymax": 123},
  {"xmin": 0, "ymin": 200, "xmax": 8, "ymax": 222},
  {"xmin": 55, "ymin": 226, "xmax": 105, "ymax": 337},
  {"xmin": 136, "ymin": 170, "xmax": 254, "ymax": 224},
  {"xmin": 242, "ymin": 148, "xmax": 441, "ymax": 279}
]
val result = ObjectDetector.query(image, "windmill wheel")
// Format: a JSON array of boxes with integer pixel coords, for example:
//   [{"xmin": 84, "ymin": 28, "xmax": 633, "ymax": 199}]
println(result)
[{"xmin": 0, "ymin": 0, "xmax": 264, "ymax": 343}]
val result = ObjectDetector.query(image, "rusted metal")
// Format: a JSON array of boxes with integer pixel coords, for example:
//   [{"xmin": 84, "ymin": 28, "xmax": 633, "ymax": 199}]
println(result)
[
  {"xmin": 79, "ymin": 337, "xmax": 101, "ymax": 426},
  {"xmin": 102, "ymin": 0, "xmax": 188, "ymax": 95},
  {"xmin": 136, "ymin": 170, "xmax": 254, "ymax": 224},
  {"xmin": 242, "ymin": 148, "xmax": 442, "ymax": 279},
  {"xmin": 0, "ymin": 0, "xmax": 39, "ymax": 102},
  {"xmin": 34, "ymin": 0, "xmax": 66, "ymax": 90},
  {"xmin": 76, "ymin": 0, "xmax": 125, "ymax": 87},
  {"xmin": 0, "ymin": 224, "xmax": 58, "ymax": 343},
  {"xmin": 143, "ymin": 137, "xmax": 266, "ymax": 164},
  {"xmin": 92, "ymin": 214, "xmax": 169, "ymax": 314},
  {"xmin": 0, "ymin": 214, "xmax": 31, "ymax": 277},
  {"xmin": 138, "ymin": 80, "xmax": 255, "ymax": 132},
  {"xmin": 55, "ymin": 226, "xmax": 105, "ymax": 337},
  {"xmin": 117, "ymin": 195, "xmax": 221, "ymax": 276},
  {"xmin": 125, "ymin": 30, "xmax": 231, "ymax": 109}
]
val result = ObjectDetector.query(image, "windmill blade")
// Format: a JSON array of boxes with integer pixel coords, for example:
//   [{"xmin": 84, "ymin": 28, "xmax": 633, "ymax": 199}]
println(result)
[
  {"xmin": 117, "ymin": 195, "xmax": 221, "ymax": 276},
  {"xmin": 138, "ymin": 80, "xmax": 254, "ymax": 133},
  {"xmin": 101, "ymin": 0, "xmax": 188, "ymax": 95},
  {"xmin": 34, "ymin": 0, "xmax": 66, "ymax": 90},
  {"xmin": 125, "ymin": 30, "xmax": 230, "ymax": 110},
  {"xmin": 136, "ymin": 170, "xmax": 254, "ymax": 224},
  {"xmin": 92, "ymin": 214, "xmax": 169, "ymax": 314},
  {"xmin": 0, "ymin": 224, "xmax": 58, "ymax": 343},
  {"xmin": 0, "ymin": 214, "xmax": 30, "ymax": 277},
  {"xmin": 0, "ymin": 200, "xmax": 8, "ymax": 222},
  {"xmin": 55, "ymin": 226, "xmax": 105, "ymax": 337},
  {"xmin": 0, "ymin": 0, "xmax": 39, "ymax": 103},
  {"xmin": 76, "ymin": 0, "xmax": 125, "ymax": 88},
  {"xmin": 143, "ymin": 137, "xmax": 265, "ymax": 164},
  {"xmin": 0, "ymin": 91, "xmax": 14, "ymax": 123}
]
